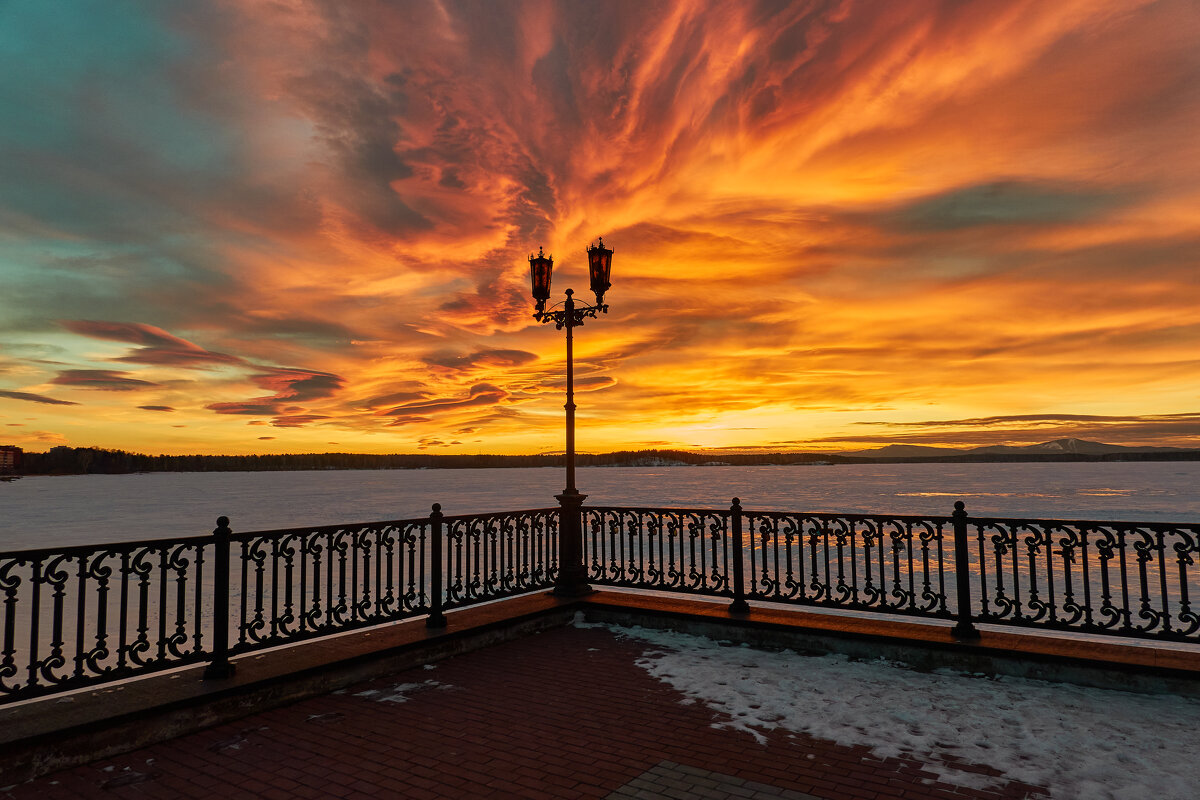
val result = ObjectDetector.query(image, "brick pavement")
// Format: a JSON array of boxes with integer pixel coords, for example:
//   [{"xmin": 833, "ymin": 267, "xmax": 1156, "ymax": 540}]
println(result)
[{"xmin": 0, "ymin": 625, "xmax": 1047, "ymax": 800}]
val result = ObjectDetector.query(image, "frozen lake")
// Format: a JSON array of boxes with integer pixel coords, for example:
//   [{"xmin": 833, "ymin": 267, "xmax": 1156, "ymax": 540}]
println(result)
[{"xmin": 3, "ymin": 461, "xmax": 1200, "ymax": 551}]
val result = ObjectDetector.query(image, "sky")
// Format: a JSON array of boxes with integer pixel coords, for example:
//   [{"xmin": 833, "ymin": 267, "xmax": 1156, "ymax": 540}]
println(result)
[{"xmin": 1, "ymin": 0, "xmax": 1198, "ymax": 456}]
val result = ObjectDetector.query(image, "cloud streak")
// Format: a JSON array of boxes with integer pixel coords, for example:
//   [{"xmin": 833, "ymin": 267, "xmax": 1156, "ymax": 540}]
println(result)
[
  {"xmin": 61, "ymin": 320, "xmax": 246, "ymax": 369},
  {"xmin": 50, "ymin": 370, "xmax": 160, "ymax": 392},
  {"xmin": 0, "ymin": 390, "xmax": 79, "ymax": 406}
]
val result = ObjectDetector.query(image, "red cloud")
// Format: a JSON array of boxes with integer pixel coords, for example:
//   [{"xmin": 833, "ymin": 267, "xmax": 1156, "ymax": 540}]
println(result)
[
  {"xmin": 206, "ymin": 368, "xmax": 345, "ymax": 426},
  {"xmin": 61, "ymin": 320, "xmax": 245, "ymax": 369},
  {"xmin": 382, "ymin": 383, "xmax": 508, "ymax": 420},
  {"xmin": 422, "ymin": 349, "xmax": 538, "ymax": 372},
  {"xmin": 270, "ymin": 414, "xmax": 330, "ymax": 428}
]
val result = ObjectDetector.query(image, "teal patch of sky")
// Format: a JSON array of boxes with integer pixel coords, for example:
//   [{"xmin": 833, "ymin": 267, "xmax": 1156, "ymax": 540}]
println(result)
[
  {"xmin": 0, "ymin": 0, "xmax": 239, "ymax": 200},
  {"xmin": 0, "ymin": 233, "xmax": 223, "ymax": 327},
  {"xmin": 890, "ymin": 181, "xmax": 1125, "ymax": 232}
]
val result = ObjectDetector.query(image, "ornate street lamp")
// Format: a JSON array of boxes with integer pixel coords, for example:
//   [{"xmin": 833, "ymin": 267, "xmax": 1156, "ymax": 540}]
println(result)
[{"xmin": 529, "ymin": 238, "xmax": 613, "ymax": 596}]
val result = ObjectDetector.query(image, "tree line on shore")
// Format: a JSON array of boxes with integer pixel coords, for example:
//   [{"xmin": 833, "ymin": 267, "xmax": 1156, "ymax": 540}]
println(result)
[
  {"xmin": 12, "ymin": 445, "xmax": 1198, "ymax": 476},
  {"xmin": 16, "ymin": 446, "xmax": 834, "ymax": 475}
]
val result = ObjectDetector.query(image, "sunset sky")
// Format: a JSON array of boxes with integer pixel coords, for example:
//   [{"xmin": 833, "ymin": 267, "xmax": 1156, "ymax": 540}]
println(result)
[{"xmin": 1, "ymin": 0, "xmax": 1198, "ymax": 456}]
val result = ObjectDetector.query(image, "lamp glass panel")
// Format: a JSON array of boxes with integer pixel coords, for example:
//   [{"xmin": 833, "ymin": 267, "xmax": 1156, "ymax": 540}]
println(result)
[
  {"xmin": 587, "ymin": 244, "xmax": 612, "ymax": 296},
  {"xmin": 529, "ymin": 254, "xmax": 553, "ymax": 300}
]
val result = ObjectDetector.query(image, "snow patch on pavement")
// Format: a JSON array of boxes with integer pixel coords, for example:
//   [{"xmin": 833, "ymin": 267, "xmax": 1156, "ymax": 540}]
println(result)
[
  {"xmin": 572, "ymin": 611, "xmax": 606, "ymax": 629},
  {"xmin": 610, "ymin": 624, "xmax": 1200, "ymax": 800},
  {"xmin": 355, "ymin": 679, "xmax": 444, "ymax": 703}
]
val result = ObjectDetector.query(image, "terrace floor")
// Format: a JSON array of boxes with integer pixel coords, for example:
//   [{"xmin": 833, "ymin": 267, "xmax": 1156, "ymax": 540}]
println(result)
[
  {"xmin": 3, "ymin": 591, "xmax": 1198, "ymax": 800},
  {"xmin": 1, "ymin": 620, "xmax": 1050, "ymax": 800}
]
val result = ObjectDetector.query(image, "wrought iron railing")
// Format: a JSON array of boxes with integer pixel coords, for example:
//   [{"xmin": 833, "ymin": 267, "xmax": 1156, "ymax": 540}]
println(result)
[
  {"xmin": 0, "ymin": 505, "xmax": 558, "ymax": 702},
  {"xmin": 585, "ymin": 499, "xmax": 1200, "ymax": 642},
  {"xmin": 584, "ymin": 507, "xmax": 733, "ymax": 597},
  {"xmin": 3, "ymin": 499, "xmax": 1198, "ymax": 703},
  {"xmin": 968, "ymin": 515, "xmax": 1200, "ymax": 639},
  {"xmin": 0, "ymin": 535, "xmax": 213, "ymax": 701},
  {"xmin": 743, "ymin": 508, "xmax": 953, "ymax": 618},
  {"xmin": 441, "ymin": 508, "xmax": 559, "ymax": 609},
  {"xmin": 226, "ymin": 516, "xmax": 434, "ymax": 658}
]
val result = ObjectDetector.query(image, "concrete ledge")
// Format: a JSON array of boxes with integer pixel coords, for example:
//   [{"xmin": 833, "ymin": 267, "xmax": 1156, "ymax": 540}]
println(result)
[{"xmin": 3, "ymin": 589, "xmax": 1198, "ymax": 785}]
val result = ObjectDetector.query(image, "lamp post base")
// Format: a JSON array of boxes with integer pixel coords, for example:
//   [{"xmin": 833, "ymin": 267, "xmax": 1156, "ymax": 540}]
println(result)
[
  {"xmin": 952, "ymin": 621, "xmax": 981, "ymax": 641},
  {"xmin": 554, "ymin": 490, "xmax": 594, "ymax": 597}
]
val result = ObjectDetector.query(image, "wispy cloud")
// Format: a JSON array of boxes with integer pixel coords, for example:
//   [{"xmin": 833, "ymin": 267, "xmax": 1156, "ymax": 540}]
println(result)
[
  {"xmin": 50, "ymin": 369, "xmax": 160, "ymax": 392},
  {"xmin": 206, "ymin": 367, "xmax": 345, "ymax": 427},
  {"xmin": 62, "ymin": 320, "xmax": 245, "ymax": 369},
  {"xmin": 0, "ymin": 390, "xmax": 79, "ymax": 406},
  {"xmin": 381, "ymin": 383, "xmax": 510, "ymax": 422}
]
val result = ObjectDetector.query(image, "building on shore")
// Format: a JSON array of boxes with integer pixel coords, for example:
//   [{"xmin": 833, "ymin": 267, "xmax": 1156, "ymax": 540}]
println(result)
[{"xmin": 0, "ymin": 445, "xmax": 23, "ymax": 474}]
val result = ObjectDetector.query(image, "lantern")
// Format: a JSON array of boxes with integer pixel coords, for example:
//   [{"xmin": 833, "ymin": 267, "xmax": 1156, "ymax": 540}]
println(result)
[
  {"xmin": 529, "ymin": 246, "xmax": 553, "ymax": 312},
  {"xmin": 586, "ymin": 237, "xmax": 613, "ymax": 305}
]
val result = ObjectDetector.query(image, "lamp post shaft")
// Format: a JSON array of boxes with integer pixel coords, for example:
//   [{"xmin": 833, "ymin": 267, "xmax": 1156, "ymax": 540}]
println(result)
[
  {"xmin": 553, "ymin": 289, "xmax": 590, "ymax": 596},
  {"xmin": 564, "ymin": 292, "xmax": 576, "ymax": 495}
]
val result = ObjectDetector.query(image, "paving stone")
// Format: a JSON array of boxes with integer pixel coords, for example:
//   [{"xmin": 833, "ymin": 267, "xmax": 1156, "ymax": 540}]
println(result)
[{"xmin": 604, "ymin": 761, "xmax": 821, "ymax": 800}]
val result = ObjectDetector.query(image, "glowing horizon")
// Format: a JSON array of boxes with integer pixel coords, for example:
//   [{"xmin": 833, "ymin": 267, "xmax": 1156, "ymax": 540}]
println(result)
[{"xmin": 2, "ymin": 1, "xmax": 1198, "ymax": 456}]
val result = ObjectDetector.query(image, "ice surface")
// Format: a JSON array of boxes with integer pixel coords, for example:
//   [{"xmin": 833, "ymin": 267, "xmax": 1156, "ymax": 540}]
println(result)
[
  {"xmin": 2, "ymin": 461, "xmax": 1199, "ymax": 550},
  {"xmin": 601, "ymin": 621, "xmax": 1200, "ymax": 800}
]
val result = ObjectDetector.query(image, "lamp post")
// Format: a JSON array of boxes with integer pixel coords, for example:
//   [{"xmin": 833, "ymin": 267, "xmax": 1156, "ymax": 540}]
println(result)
[{"xmin": 529, "ymin": 238, "xmax": 612, "ymax": 597}]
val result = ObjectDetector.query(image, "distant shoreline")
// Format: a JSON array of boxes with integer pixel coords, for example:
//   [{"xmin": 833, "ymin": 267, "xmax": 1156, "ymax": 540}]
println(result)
[{"xmin": 7, "ymin": 445, "xmax": 1200, "ymax": 476}]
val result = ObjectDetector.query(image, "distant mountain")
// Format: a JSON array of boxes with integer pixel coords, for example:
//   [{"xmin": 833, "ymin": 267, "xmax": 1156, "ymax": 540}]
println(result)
[
  {"xmin": 839, "ymin": 438, "xmax": 1194, "ymax": 459},
  {"xmin": 969, "ymin": 438, "xmax": 1119, "ymax": 456},
  {"xmin": 969, "ymin": 438, "xmax": 1189, "ymax": 456},
  {"xmin": 835, "ymin": 444, "xmax": 960, "ymax": 458}
]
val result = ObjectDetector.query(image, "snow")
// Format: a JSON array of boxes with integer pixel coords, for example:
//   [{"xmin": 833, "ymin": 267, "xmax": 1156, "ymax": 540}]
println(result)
[
  {"xmin": 588, "ymin": 619, "xmax": 1200, "ymax": 800},
  {"xmin": 354, "ymin": 679, "xmax": 444, "ymax": 703}
]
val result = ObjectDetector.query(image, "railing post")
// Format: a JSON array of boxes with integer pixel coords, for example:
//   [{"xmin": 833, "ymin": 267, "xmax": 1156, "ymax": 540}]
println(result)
[
  {"xmin": 951, "ymin": 501, "xmax": 980, "ymax": 641},
  {"xmin": 729, "ymin": 498, "xmax": 749, "ymax": 614},
  {"xmin": 203, "ymin": 516, "xmax": 235, "ymax": 679},
  {"xmin": 426, "ymin": 503, "xmax": 446, "ymax": 629}
]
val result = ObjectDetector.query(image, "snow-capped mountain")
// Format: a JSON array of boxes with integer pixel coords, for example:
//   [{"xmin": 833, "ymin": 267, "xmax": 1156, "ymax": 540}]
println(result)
[{"xmin": 839, "ymin": 438, "xmax": 1193, "ymax": 458}]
